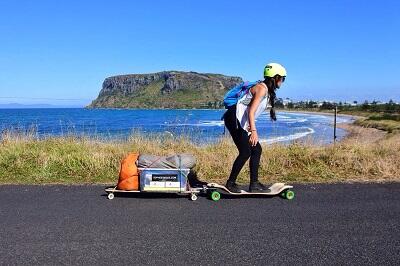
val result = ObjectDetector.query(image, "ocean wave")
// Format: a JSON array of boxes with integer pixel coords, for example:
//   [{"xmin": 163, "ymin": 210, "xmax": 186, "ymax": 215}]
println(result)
[
  {"xmin": 285, "ymin": 118, "xmax": 308, "ymax": 123},
  {"xmin": 336, "ymin": 117, "xmax": 352, "ymax": 123},
  {"xmin": 259, "ymin": 127, "xmax": 315, "ymax": 144},
  {"xmin": 260, "ymin": 113, "xmax": 308, "ymax": 123},
  {"xmin": 276, "ymin": 115, "xmax": 291, "ymax": 119},
  {"xmin": 198, "ymin": 120, "xmax": 224, "ymax": 126},
  {"xmin": 166, "ymin": 120, "xmax": 224, "ymax": 127},
  {"xmin": 281, "ymin": 112, "xmax": 353, "ymax": 124}
]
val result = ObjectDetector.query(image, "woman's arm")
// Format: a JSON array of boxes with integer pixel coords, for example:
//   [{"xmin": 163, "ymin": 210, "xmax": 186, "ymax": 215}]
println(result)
[
  {"xmin": 248, "ymin": 84, "xmax": 267, "ymax": 146},
  {"xmin": 248, "ymin": 83, "xmax": 267, "ymax": 131}
]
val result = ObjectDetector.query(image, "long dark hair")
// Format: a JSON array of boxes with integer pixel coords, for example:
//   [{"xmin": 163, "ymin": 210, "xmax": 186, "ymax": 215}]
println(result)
[{"xmin": 262, "ymin": 77, "xmax": 277, "ymax": 121}]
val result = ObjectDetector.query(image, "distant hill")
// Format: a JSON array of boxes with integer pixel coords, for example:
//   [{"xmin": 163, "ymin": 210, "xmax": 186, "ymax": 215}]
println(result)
[{"xmin": 87, "ymin": 71, "xmax": 243, "ymax": 109}]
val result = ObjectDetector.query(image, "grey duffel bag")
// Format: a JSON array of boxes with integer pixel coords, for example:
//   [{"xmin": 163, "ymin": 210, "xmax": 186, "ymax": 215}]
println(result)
[{"xmin": 138, "ymin": 153, "xmax": 196, "ymax": 169}]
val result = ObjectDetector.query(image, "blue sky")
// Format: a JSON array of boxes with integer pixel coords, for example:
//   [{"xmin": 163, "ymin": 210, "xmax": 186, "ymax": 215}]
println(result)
[{"xmin": 0, "ymin": 0, "xmax": 399, "ymax": 106}]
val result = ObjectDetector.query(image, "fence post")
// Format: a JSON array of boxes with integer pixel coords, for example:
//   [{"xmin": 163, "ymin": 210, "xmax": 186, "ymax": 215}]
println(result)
[{"xmin": 334, "ymin": 105, "xmax": 337, "ymax": 143}]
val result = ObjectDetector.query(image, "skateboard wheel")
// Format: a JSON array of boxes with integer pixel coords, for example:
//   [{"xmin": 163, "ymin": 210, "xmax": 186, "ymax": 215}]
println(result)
[
  {"xmin": 107, "ymin": 193, "xmax": 114, "ymax": 200},
  {"xmin": 285, "ymin": 190, "xmax": 295, "ymax": 200},
  {"xmin": 210, "ymin": 191, "xmax": 221, "ymax": 201},
  {"xmin": 191, "ymin": 194, "xmax": 198, "ymax": 201}
]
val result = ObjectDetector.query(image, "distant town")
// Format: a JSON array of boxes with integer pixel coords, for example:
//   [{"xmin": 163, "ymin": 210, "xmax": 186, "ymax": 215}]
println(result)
[{"xmin": 274, "ymin": 98, "xmax": 400, "ymax": 113}]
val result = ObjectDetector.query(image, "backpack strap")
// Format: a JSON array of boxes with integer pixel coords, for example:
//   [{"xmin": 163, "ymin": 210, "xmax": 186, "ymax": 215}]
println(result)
[{"xmin": 240, "ymin": 81, "xmax": 261, "ymax": 97}]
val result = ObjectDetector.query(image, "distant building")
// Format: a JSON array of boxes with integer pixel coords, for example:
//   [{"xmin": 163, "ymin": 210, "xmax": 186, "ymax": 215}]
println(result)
[{"xmin": 283, "ymin": 98, "xmax": 292, "ymax": 106}]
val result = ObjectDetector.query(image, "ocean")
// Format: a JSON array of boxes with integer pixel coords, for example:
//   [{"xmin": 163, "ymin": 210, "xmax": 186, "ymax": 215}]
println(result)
[{"xmin": 0, "ymin": 108, "xmax": 353, "ymax": 145}]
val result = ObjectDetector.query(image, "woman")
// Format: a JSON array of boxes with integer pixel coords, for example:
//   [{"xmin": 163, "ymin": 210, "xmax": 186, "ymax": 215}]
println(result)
[{"xmin": 223, "ymin": 63, "xmax": 287, "ymax": 192}]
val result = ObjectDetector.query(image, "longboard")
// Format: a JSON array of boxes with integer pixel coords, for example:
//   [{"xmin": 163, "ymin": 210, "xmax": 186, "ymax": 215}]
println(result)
[
  {"xmin": 206, "ymin": 182, "xmax": 295, "ymax": 201},
  {"xmin": 104, "ymin": 186, "xmax": 203, "ymax": 201}
]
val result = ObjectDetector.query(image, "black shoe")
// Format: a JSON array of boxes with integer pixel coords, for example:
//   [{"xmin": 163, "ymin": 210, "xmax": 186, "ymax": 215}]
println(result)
[
  {"xmin": 249, "ymin": 181, "xmax": 271, "ymax": 193},
  {"xmin": 187, "ymin": 170, "xmax": 208, "ymax": 188},
  {"xmin": 225, "ymin": 180, "xmax": 242, "ymax": 193},
  {"xmin": 191, "ymin": 180, "xmax": 208, "ymax": 188},
  {"xmin": 189, "ymin": 178, "xmax": 208, "ymax": 188}
]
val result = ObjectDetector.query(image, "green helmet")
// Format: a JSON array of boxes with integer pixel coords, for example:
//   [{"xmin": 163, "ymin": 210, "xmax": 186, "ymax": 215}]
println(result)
[{"xmin": 264, "ymin": 63, "xmax": 287, "ymax": 78}]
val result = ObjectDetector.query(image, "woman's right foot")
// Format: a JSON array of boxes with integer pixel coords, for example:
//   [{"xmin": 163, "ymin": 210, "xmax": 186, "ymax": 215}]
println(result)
[{"xmin": 225, "ymin": 180, "xmax": 242, "ymax": 193}]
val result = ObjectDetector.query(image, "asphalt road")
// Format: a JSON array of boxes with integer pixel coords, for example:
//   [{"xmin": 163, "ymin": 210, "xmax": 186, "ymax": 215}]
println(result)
[{"xmin": 0, "ymin": 183, "xmax": 399, "ymax": 265}]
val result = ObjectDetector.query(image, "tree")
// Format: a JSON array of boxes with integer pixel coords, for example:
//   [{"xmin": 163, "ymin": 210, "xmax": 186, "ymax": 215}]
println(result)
[
  {"xmin": 361, "ymin": 100, "xmax": 370, "ymax": 111},
  {"xmin": 321, "ymin": 101, "xmax": 335, "ymax": 110},
  {"xmin": 275, "ymin": 98, "xmax": 284, "ymax": 108},
  {"xmin": 386, "ymin": 99, "xmax": 396, "ymax": 112}
]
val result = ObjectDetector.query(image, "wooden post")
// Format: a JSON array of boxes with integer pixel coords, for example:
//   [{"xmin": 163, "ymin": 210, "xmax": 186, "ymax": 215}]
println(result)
[{"xmin": 334, "ymin": 105, "xmax": 337, "ymax": 143}]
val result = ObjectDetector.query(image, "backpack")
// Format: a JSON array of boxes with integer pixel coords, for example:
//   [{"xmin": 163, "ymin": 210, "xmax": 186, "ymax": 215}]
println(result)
[
  {"xmin": 117, "ymin": 152, "xmax": 140, "ymax": 191},
  {"xmin": 223, "ymin": 81, "xmax": 259, "ymax": 108}
]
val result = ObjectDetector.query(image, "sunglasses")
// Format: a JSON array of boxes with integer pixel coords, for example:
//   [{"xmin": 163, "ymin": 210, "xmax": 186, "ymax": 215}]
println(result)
[{"xmin": 275, "ymin": 76, "xmax": 285, "ymax": 83}]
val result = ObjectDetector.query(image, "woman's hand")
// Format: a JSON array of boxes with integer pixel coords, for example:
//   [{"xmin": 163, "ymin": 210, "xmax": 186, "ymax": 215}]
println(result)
[{"xmin": 249, "ymin": 131, "xmax": 258, "ymax": 146}]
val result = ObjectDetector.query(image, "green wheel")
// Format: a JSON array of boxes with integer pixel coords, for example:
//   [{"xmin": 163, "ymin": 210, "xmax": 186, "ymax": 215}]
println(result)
[
  {"xmin": 285, "ymin": 190, "xmax": 295, "ymax": 200},
  {"xmin": 210, "ymin": 191, "xmax": 221, "ymax": 201}
]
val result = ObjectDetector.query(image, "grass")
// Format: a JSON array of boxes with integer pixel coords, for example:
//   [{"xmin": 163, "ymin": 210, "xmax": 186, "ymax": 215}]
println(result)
[
  {"xmin": 353, "ymin": 114, "xmax": 400, "ymax": 133},
  {"xmin": 355, "ymin": 119, "xmax": 400, "ymax": 133},
  {"xmin": 1, "ymin": 127, "xmax": 399, "ymax": 185}
]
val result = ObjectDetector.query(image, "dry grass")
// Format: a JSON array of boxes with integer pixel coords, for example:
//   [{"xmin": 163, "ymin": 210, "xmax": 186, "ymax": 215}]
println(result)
[
  {"xmin": 355, "ymin": 118, "xmax": 400, "ymax": 133},
  {"xmin": 0, "ymin": 128, "xmax": 399, "ymax": 185}
]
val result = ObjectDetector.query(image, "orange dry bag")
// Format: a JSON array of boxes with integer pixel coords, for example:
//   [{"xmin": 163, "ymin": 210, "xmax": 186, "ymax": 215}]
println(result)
[{"xmin": 117, "ymin": 152, "xmax": 140, "ymax": 191}]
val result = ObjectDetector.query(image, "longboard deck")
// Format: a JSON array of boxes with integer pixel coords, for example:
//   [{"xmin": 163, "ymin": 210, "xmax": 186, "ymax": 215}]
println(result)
[
  {"xmin": 207, "ymin": 182, "xmax": 293, "ymax": 195},
  {"xmin": 105, "ymin": 186, "xmax": 141, "ymax": 193},
  {"xmin": 104, "ymin": 186, "xmax": 202, "ymax": 194}
]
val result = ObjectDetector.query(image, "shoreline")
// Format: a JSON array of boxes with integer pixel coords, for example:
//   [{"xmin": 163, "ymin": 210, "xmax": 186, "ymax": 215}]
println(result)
[{"xmin": 278, "ymin": 109, "xmax": 389, "ymax": 144}]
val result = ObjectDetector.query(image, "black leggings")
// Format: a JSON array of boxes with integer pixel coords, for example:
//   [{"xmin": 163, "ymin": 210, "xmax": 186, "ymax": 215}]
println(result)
[{"xmin": 223, "ymin": 106, "xmax": 262, "ymax": 183}]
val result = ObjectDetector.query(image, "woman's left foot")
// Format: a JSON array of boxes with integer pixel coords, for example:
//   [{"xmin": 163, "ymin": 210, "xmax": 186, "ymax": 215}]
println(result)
[
  {"xmin": 249, "ymin": 181, "xmax": 271, "ymax": 193},
  {"xmin": 189, "ymin": 179, "xmax": 208, "ymax": 188},
  {"xmin": 187, "ymin": 170, "xmax": 208, "ymax": 188}
]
